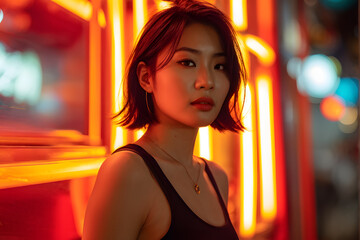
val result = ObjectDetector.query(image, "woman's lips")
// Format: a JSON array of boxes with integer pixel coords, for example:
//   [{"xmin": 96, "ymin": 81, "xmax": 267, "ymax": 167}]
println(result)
[{"xmin": 191, "ymin": 97, "xmax": 214, "ymax": 111}]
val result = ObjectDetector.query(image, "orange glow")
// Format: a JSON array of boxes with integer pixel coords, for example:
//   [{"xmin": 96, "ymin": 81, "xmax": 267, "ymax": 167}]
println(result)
[
  {"xmin": 236, "ymin": 34, "xmax": 251, "ymax": 76},
  {"xmin": 244, "ymin": 35, "xmax": 276, "ymax": 66},
  {"xmin": 134, "ymin": 0, "xmax": 147, "ymax": 41},
  {"xmin": 108, "ymin": 0, "xmax": 126, "ymax": 150},
  {"xmin": 70, "ymin": 178, "xmax": 95, "ymax": 236},
  {"xmin": 256, "ymin": 75, "xmax": 277, "ymax": 221},
  {"xmin": 0, "ymin": 158, "xmax": 104, "ymax": 189},
  {"xmin": 199, "ymin": 127, "xmax": 212, "ymax": 160},
  {"xmin": 239, "ymin": 85, "xmax": 257, "ymax": 237},
  {"xmin": 256, "ymin": 0, "xmax": 274, "ymax": 39},
  {"xmin": 320, "ymin": 96, "xmax": 346, "ymax": 121},
  {"xmin": 156, "ymin": 0, "xmax": 172, "ymax": 10},
  {"xmin": 88, "ymin": 3, "xmax": 101, "ymax": 145},
  {"xmin": 230, "ymin": 0, "xmax": 247, "ymax": 31},
  {"xmin": 51, "ymin": 0, "xmax": 93, "ymax": 21},
  {"xmin": 135, "ymin": 129, "xmax": 145, "ymax": 140},
  {"xmin": 97, "ymin": 9, "xmax": 106, "ymax": 28}
]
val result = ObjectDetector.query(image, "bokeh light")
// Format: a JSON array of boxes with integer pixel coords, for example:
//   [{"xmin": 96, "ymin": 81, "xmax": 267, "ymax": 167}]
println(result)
[
  {"xmin": 286, "ymin": 57, "xmax": 302, "ymax": 79},
  {"xmin": 320, "ymin": 96, "xmax": 345, "ymax": 121},
  {"xmin": 335, "ymin": 78, "xmax": 359, "ymax": 106},
  {"xmin": 338, "ymin": 119, "xmax": 358, "ymax": 134},
  {"xmin": 329, "ymin": 56, "xmax": 342, "ymax": 76},
  {"xmin": 320, "ymin": 0, "xmax": 357, "ymax": 10},
  {"xmin": 283, "ymin": 20, "xmax": 302, "ymax": 55},
  {"xmin": 339, "ymin": 107, "xmax": 358, "ymax": 126},
  {"xmin": 0, "ymin": 45, "xmax": 42, "ymax": 106},
  {"xmin": 298, "ymin": 54, "xmax": 339, "ymax": 98},
  {"xmin": 0, "ymin": 9, "xmax": 4, "ymax": 24}
]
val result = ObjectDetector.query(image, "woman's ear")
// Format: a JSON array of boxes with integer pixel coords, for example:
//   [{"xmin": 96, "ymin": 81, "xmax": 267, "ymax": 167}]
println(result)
[{"xmin": 137, "ymin": 61, "xmax": 153, "ymax": 93}]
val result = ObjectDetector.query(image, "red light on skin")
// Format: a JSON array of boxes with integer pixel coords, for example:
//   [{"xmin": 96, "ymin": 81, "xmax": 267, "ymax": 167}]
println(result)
[{"xmin": 320, "ymin": 96, "xmax": 346, "ymax": 121}]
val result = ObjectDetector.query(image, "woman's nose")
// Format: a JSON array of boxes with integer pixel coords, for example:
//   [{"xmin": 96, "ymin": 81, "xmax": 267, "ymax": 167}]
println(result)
[{"xmin": 194, "ymin": 65, "xmax": 214, "ymax": 90}]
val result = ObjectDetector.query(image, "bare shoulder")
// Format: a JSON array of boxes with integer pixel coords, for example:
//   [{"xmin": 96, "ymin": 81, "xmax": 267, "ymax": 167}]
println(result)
[
  {"xmin": 98, "ymin": 149, "xmax": 151, "ymax": 183},
  {"xmin": 202, "ymin": 159, "xmax": 229, "ymax": 206},
  {"xmin": 83, "ymin": 149, "xmax": 156, "ymax": 240},
  {"xmin": 92, "ymin": 150, "xmax": 155, "ymax": 196}
]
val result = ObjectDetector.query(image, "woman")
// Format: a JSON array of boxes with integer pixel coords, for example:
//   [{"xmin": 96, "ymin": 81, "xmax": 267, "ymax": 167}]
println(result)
[{"xmin": 83, "ymin": 0, "xmax": 246, "ymax": 239}]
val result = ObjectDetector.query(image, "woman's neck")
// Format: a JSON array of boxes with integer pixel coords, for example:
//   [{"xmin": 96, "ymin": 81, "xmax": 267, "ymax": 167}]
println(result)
[{"xmin": 139, "ymin": 123, "xmax": 198, "ymax": 167}]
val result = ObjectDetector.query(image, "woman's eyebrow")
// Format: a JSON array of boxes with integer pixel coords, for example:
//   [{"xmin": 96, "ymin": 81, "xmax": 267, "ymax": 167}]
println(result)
[{"xmin": 175, "ymin": 47, "xmax": 225, "ymax": 57}]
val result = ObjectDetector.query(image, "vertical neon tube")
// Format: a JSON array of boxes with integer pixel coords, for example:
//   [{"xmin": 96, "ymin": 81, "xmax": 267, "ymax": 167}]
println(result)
[
  {"xmin": 134, "ymin": 0, "xmax": 148, "ymax": 140},
  {"xmin": 109, "ymin": 0, "xmax": 125, "ymax": 151},
  {"xmin": 239, "ymin": 85, "xmax": 257, "ymax": 237},
  {"xmin": 89, "ymin": 2, "xmax": 101, "ymax": 145},
  {"xmin": 133, "ymin": 0, "xmax": 147, "ymax": 41},
  {"xmin": 256, "ymin": 75, "xmax": 277, "ymax": 221},
  {"xmin": 230, "ymin": 0, "xmax": 247, "ymax": 31},
  {"xmin": 199, "ymin": 127, "xmax": 212, "ymax": 160}
]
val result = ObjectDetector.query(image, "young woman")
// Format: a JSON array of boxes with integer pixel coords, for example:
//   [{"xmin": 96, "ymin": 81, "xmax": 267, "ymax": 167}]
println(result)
[{"xmin": 83, "ymin": 0, "xmax": 246, "ymax": 239}]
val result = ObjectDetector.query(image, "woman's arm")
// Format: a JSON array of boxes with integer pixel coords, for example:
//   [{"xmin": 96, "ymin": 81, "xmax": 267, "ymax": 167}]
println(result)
[{"xmin": 82, "ymin": 151, "xmax": 153, "ymax": 240}]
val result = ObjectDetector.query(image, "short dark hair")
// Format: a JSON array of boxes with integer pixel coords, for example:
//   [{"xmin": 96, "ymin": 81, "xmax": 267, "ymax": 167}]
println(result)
[{"xmin": 114, "ymin": 0, "xmax": 247, "ymax": 132}]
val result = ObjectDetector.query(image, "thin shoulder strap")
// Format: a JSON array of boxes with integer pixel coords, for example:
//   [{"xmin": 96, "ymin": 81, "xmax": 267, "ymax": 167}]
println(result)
[
  {"xmin": 201, "ymin": 158, "xmax": 231, "ymax": 221},
  {"xmin": 113, "ymin": 144, "xmax": 176, "ymax": 201}
]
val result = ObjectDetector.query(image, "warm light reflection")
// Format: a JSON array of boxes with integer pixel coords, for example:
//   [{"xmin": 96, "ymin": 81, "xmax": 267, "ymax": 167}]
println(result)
[
  {"xmin": 239, "ymin": 85, "xmax": 257, "ymax": 237},
  {"xmin": 0, "ymin": 158, "xmax": 104, "ymax": 189},
  {"xmin": 70, "ymin": 178, "xmax": 92, "ymax": 236},
  {"xmin": 156, "ymin": 0, "xmax": 172, "ymax": 10},
  {"xmin": 256, "ymin": 75, "xmax": 277, "ymax": 221},
  {"xmin": 136, "ymin": 129, "xmax": 145, "ymax": 140},
  {"xmin": 134, "ymin": 0, "xmax": 147, "ymax": 41},
  {"xmin": 244, "ymin": 35, "xmax": 276, "ymax": 66},
  {"xmin": 199, "ymin": 127, "xmax": 212, "ymax": 160},
  {"xmin": 98, "ymin": 9, "xmax": 106, "ymax": 28},
  {"xmin": 51, "ymin": 0, "xmax": 93, "ymax": 21},
  {"xmin": 231, "ymin": 0, "xmax": 247, "ymax": 31},
  {"xmin": 108, "ymin": 0, "xmax": 126, "ymax": 150},
  {"xmin": 236, "ymin": 34, "xmax": 251, "ymax": 76}
]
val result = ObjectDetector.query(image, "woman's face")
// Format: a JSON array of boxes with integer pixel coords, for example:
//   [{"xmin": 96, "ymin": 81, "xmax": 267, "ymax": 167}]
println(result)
[{"xmin": 151, "ymin": 23, "xmax": 230, "ymax": 128}]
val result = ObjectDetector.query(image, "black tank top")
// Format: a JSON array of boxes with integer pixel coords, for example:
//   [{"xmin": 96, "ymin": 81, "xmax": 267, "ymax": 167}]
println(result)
[{"xmin": 114, "ymin": 144, "xmax": 239, "ymax": 240}]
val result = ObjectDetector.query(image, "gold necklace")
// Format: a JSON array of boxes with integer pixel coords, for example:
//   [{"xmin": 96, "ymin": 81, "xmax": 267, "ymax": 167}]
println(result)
[{"xmin": 146, "ymin": 137, "xmax": 202, "ymax": 194}]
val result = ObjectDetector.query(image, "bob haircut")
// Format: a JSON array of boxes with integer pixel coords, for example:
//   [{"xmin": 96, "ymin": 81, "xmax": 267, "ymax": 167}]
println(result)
[{"xmin": 114, "ymin": 0, "xmax": 247, "ymax": 132}]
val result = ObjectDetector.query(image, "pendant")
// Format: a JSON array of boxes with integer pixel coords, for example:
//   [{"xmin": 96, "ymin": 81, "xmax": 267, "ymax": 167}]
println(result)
[{"xmin": 194, "ymin": 184, "xmax": 200, "ymax": 194}]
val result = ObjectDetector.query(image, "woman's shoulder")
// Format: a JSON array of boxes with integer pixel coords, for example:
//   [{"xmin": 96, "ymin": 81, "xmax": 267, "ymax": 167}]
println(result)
[
  {"xmin": 99, "ymin": 148, "xmax": 152, "ymax": 184},
  {"xmin": 83, "ymin": 149, "xmax": 156, "ymax": 239}
]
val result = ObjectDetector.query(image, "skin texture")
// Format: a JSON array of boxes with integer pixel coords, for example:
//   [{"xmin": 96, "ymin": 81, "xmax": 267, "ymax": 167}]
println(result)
[{"xmin": 83, "ymin": 23, "xmax": 232, "ymax": 240}]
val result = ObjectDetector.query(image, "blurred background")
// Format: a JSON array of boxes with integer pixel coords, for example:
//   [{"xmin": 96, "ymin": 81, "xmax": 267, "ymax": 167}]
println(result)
[{"xmin": 0, "ymin": 0, "xmax": 358, "ymax": 239}]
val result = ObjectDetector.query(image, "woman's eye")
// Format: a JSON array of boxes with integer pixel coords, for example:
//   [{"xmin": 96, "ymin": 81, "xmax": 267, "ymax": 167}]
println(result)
[
  {"xmin": 178, "ymin": 60, "xmax": 196, "ymax": 67},
  {"xmin": 215, "ymin": 64, "xmax": 226, "ymax": 70}
]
